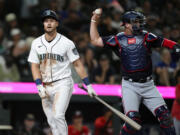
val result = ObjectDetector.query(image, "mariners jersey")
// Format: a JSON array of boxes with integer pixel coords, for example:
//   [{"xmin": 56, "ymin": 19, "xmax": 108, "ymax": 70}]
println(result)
[
  {"xmin": 102, "ymin": 31, "xmax": 164, "ymax": 79},
  {"xmin": 28, "ymin": 33, "xmax": 79, "ymax": 83}
]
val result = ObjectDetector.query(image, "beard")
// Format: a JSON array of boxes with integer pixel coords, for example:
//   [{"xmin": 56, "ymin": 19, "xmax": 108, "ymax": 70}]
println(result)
[{"xmin": 44, "ymin": 27, "xmax": 56, "ymax": 34}]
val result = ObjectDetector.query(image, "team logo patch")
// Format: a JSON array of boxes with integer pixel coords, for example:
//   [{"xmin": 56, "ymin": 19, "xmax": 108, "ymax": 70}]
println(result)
[
  {"xmin": 72, "ymin": 48, "xmax": 78, "ymax": 55},
  {"xmin": 128, "ymin": 38, "xmax": 136, "ymax": 44},
  {"xmin": 46, "ymin": 10, "xmax": 51, "ymax": 15}
]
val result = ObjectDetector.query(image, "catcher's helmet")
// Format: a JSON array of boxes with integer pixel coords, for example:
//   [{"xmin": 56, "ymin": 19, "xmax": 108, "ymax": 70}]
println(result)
[
  {"xmin": 122, "ymin": 11, "xmax": 146, "ymax": 34},
  {"xmin": 122, "ymin": 11, "xmax": 146, "ymax": 26},
  {"xmin": 41, "ymin": 9, "xmax": 59, "ymax": 22}
]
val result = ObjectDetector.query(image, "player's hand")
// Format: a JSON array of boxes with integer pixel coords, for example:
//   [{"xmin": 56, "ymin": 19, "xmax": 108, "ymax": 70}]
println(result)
[
  {"xmin": 91, "ymin": 8, "xmax": 102, "ymax": 23},
  {"xmin": 87, "ymin": 84, "xmax": 97, "ymax": 98},
  {"xmin": 37, "ymin": 84, "xmax": 48, "ymax": 99}
]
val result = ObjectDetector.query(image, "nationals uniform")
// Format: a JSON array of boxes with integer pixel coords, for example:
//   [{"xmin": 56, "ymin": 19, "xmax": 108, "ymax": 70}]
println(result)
[{"xmin": 28, "ymin": 33, "xmax": 79, "ymax": 135}]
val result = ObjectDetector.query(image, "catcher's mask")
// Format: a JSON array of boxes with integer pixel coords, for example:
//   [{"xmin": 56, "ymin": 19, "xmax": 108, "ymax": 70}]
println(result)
[{"xmin": 122, "ymin": 11, "xmax": 146, "ymax": 35}]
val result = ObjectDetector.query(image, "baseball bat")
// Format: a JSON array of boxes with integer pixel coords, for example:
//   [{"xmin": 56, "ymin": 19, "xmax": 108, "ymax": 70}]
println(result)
[{"xmin": 78, "ymin": 84, "xmax": 141, "ymax": 130}]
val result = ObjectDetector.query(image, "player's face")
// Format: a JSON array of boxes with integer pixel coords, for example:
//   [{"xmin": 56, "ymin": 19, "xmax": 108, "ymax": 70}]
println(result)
[
  {"xmin": 131, "ymin": 20, "xmax": 141, "ymax": 30},
  {"xmin": 43, "ymin": 18, "xmax": 58, "ymax": 33},
  {"xmin": 125, "ymin": 21, "xmax": 141, "ymax": 34}
]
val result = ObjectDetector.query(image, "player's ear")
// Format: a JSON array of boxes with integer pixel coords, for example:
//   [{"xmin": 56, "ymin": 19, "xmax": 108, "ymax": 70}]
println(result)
[
  {"xmin": 125, "ymin": 23, "xmax": 132, "ymax": 29},
  {"xmin": 125, "ymin": 23, "xmax": 130, "ymax": 28},
  {"xmin": 56, "ymin": 21, "xmax": 59, "ymax": 27}
]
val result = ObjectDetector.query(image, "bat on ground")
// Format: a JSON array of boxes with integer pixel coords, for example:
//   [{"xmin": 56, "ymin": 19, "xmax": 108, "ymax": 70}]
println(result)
[{"xmin": 78, "ymin": 84, "xmax": 141, "ymax": 130}]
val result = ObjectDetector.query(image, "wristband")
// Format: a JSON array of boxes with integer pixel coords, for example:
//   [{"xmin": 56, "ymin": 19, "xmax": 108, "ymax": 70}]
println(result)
[
  {"xmin": 35, "ymin": 79, "xmax": 42, "ymax": 85},
  {"xmin": 82, "ymin": 77, "xmax": 90, "ymax": 86},
  {"xmin": 91, "ymin": 19, "xmax": 96, "ymax": 23}
]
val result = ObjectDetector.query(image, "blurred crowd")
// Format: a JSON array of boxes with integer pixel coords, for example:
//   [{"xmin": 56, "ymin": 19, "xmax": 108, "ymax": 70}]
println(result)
[
  {"xmin": 9, "ymin": 108, "xmax": 177, "ymax": 135},
  {"xmin": 0, "ymin": 0, "xmax": 180, "ymax": 86},
  {"xmin": 1, "ymin": 1, "xmax": 180, "ymax": 135},
  {"xmin": 10, "ymin": 110, "xmax": 114, "ymax": 135}
]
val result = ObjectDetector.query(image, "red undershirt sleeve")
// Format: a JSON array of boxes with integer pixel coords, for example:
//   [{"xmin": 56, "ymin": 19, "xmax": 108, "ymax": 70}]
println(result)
[{"xmin": 162, "ymin": 38, "xmax": 177, "ymax": 49}]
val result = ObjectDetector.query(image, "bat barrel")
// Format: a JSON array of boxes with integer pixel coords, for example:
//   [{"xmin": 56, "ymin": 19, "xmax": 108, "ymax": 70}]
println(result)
[{"xmin": 95, "ymin": 96, "xmax": 141, "ymax": 130}]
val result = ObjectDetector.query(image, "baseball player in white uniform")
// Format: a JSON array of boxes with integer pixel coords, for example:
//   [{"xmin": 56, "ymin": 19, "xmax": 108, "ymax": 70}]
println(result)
[{"xmin": 28, "ymin": 9, "xmax": 97, "ymax": 135}]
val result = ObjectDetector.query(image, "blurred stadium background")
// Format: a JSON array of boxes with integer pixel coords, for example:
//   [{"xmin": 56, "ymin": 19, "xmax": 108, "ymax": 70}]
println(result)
[{"xmin": 0, "ymin": 0, "xmax": 180, "ymax": 135}]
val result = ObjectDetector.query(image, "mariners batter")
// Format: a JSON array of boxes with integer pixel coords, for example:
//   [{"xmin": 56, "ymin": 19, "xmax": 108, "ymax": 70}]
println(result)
[
  {"xmin": 90, "ymin": 9, "xmax": 180, "ymax": 135},
  {"xmin": 28, "ymin": 10, "xmax": 97, "ymax": 135}
]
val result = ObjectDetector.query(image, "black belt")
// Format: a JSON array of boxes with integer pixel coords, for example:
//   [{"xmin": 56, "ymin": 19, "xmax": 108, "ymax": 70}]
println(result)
[
  {"xmin": 123, "ymin": 76, "xmax": 152, "ymax": 83},
  {"xmin": 43, "ymin": 77, "xmax": 70, "ymax": 85},
  {"xmin": 43, "ymin": 78, "xmax": 62, "ymax": 85}
]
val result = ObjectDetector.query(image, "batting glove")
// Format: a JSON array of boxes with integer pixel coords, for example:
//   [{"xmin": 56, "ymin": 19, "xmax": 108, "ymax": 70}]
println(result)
[
  {"xmin": 87, "ymin": 84, "xmax": 97, "ymax": 98},
  {"xmin": 37, "ymin": 84, "xmax": 48, "ymax": 99}
]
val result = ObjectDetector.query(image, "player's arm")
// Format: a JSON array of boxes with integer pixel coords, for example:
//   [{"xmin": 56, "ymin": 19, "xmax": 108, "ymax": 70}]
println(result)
[
  {"xmin": 31, "ymin": 63, "xmax": 41, "ymax": 80},
  {"xmin": 29, "ymin": 63, "xmax": 48, "ymax": 99},
  {"xmin": 159, "ymin": 37, "xmax": 180, "ymax": 53},
  {"xmin": 73, "ymin": 59, "xmax": 88, "ymax": 80},
  {"xmin": 90, "ymin": 9, "xmax": 104, "ymax": 47},
  {"xmin": 31, "ymin": 63, "xmax": 46, "ymax": 97},
  {"xmin": 67, "ymin": 41, "xmax": 97, "ymax": 97},
  {"xmin": 73, "ymin": 59, "xmax": 97, "ymax": 97},
  {"xmin": 90, "ymin": 8, "xmax": 119, "ymax": 51},
  {"xmin": 147, "ymin": 33, "xmax": 180, "ymax": 54},
  {"xmin": 28, "ymin": 42, "xmax": 48, "ymax": 99}
]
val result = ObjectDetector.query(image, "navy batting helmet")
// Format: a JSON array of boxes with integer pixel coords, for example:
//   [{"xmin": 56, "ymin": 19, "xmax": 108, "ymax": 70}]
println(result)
[
  {"xmin": 41, "ymin": 9, "xmax": 59, "ymax": 22},
  {"xmin": 122, "ymin": 11, "xmax": 146, "ymax": 26}
]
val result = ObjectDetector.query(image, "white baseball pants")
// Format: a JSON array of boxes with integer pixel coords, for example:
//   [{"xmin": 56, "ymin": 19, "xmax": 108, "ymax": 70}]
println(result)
[{"xmin": 42, "ymin": 77, "xmax": 73, "ymax": 135}]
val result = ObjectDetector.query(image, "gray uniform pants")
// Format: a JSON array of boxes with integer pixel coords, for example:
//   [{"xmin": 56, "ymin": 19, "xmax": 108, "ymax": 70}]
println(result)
[{"xmin": 122, "ymin": 79, "xmax": 166, "ymax": 115}]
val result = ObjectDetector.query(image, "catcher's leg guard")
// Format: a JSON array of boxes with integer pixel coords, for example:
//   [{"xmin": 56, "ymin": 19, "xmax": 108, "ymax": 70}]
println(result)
[
  {"xmin": 121, "ymin": 111, "xmax": 142, "ymax": 135},
  {"xmin": 154, "ymin": 105, "xmax": 176, "ymax": 135}
]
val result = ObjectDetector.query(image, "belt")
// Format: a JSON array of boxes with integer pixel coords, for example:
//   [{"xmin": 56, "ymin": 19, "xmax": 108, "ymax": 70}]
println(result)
[
  {"xmin": 123, "ymin": 76, "xmax": 152, "ymax": 83},
  {"xmin": 43, "ymin": 78, "xmax": 62, "ymax": 86}
]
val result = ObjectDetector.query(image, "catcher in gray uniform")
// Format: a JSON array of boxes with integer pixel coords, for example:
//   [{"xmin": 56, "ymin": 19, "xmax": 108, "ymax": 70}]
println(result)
[{"xmin": 90, "ymin": 9, "xmax": 180, "ymax": 135}]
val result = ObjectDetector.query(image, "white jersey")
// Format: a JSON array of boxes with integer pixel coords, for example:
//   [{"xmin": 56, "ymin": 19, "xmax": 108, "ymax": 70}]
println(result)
[{"xmin": 28, "ymin": 33, "xmax": 79, "ymax": 83}]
